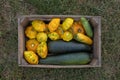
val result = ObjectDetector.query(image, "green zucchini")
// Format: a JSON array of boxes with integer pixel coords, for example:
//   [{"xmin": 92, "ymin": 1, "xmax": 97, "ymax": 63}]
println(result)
[
  {"xmin": 48, "ymin": 40, "xmax": 91, "ymax": 54},
  {"xmin": 80, "ymin": 17, "xmax": 93, "ymax": 38},
  {"xmin": 39, "ymin": 52, "xmax": 91, "ymax": 65}
]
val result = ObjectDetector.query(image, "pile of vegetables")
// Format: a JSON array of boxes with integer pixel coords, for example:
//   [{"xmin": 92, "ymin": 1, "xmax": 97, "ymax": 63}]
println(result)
[{"xmin": 24, "ymin": 17, "xmax": 93, "ymax": 65}]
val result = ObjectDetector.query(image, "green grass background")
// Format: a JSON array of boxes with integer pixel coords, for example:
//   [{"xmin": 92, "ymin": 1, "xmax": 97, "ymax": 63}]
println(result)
[{"xmin": 0, "ymin": 0, "xmax": 120, "ymax": 80}]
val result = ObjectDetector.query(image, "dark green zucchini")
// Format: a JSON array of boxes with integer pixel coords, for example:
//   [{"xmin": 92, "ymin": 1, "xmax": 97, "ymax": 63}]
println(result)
[
  {"xmin": 39, "ymin": 52, "xmax": 91, "ymax": 65},
  {"xmin": 48, "ymin": 40, "xmax": 91, "ymax": 54}
]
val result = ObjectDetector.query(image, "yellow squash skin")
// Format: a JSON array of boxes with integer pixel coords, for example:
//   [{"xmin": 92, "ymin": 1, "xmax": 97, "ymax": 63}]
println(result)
[
  {"xmin": 36, "ymin": 32, "xmax": 47, "ymax": 42},
  {"xmin": 26, "ymin": 39, "xmax": 39, "ymax": 52},
  {"xmin": 44, "ymin": 24, "xmax": 49, "ymax": 34},
  {"xmin": 61, "ymin": 31, "xmax": 73, "ymax": 41},
  {"xmin": 55, "ymin": 25, "xmax": 64, "ymax": 39},
  {"xmin": 32, "ymin": 20, "xmax": 46, "ymax": 32},
  {"xmin": 48, "ymin": 18, "xmax": 60, "ymax": 32},
  {"xmin": 24, "ymin": 51, "xmax": 38, "ymax": 64},
  {"xmin": 74, "ymin": 33, "xmax": 93, "ymax": 45},
  {"xmin": 25, "ymin": 26, "xmax": 37, "ymax": 39},
  {"xmin": 62, "ymin": 18, "xmax": 74, "ymax": 31},
  {"xmin": 48, "ymin": 32, "xmax": 60, "ymax": 40},
  {"xmin": 71, "ymin": 22, "xmax": 85, "ymax": 34},
  {"xmin": 37, "ymin": 42, "xmax": 48, "ymax": 58}
]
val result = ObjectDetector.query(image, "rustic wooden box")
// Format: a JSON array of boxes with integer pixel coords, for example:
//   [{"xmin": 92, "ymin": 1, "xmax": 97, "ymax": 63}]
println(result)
[{"xmin": 18, "ymin": 15, "xmax": 101, "ymax": 68}]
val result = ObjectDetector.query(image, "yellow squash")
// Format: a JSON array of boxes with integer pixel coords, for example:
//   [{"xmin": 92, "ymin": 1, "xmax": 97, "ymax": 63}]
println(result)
[
  {"xmin": 48, "ymin": 32, "xmax": 60, "ymax": 40},
  {"xmin": 36, "ymin": 32, "xmax": 47, "ymax": 42},
  {"xmin": 61, "ymin": 31, "xmax": 73, "ymax": 41},
  {"xmin": 26, "ymin": 39, "xmax": 39, "ymax": 52},
  {"xmin": 74, "ymin": 33, "xmax": 93, "ymax": 45},
  {"xmin": 48, "ymin": 18, "xmax": 60, "ymax": 32},
  {"xmin": 44, "ymin": 24, "xmax": 49, "ymax": 34},
  {"xmin": 62, "ymin": 18, "xmax": 74, "ymax": 31},
  {"xmin": 70, "ymin": 22, "xmax": 85, "ymax": 34},
  {"xmin": 37, "ymin": 42, "xmax": 48, "ymax": 58},
  {"xmin": 25, "ymin": 26, "xmax": 37, "ymax": 39},
  {"xmin": 32, "ymin": 20, "xmax": 46, "ymax": 32},
  {"xmin": 56, "ymin": 25, "xmax": 64, "ymax": 39},
  {"xmin": 24, "ymin": 51, "xmax": 38, "ymax": 64}
]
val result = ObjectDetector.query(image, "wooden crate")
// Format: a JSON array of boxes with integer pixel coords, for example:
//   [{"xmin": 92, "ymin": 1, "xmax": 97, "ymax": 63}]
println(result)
[{"xmin": 18, "ymin": 15, "xmax": 101, "ymax": 68}]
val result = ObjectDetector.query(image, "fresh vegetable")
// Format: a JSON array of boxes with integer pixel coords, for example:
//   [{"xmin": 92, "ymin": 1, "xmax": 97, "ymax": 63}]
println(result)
[
  {"xmin": 48, "ymin": 18, "xmax": 60, "ymax": 32},
  {"xmin": 55, "ymin": 25, "xmax": 64, "ymax": 38},
  {"xmin": 36, "ymin": 32, "xmax": 47, "ymax": 42},
  {"xmin": 61, "ymin": 31, "xmax": 73, "ymax": 41},
  {"xmin": 24, "ymin": 51, "xmax": 38, "ymax": 64},
  {"xmin": 26, "ymin": 39, "xmax": 39, "ymax": 52},
  {"xmin": 80, "ymin": 17, "xmax": 93, "ymax": 37},
  {"xmin": 25, "ymin": 26, "xmax": 37, "ymax": 39},
  {"xmin": 62, "ymin": 18, "xmax": 74, "ymax": 31},
  {"xmin": 32, "ymin": 20, "xmax": 46, "ymax": 32},
  {"xmin": 48, "ymin": 40, "xmax": 91, "ymax": 54},
  {"xmin": 39, "ymin": 52, "xmax": 91, "ymax": 65},
  {"xmin": 44, "ymin": 24, "xmax": 49, "ymax": 34},
  {"xmin": 48, "ymin": 32, "xmax": 60, "ymax": 40},
  {"xmin": 70, "ymin": 22, "xmax": 85, "ymax": 34},
  {"xmin": 24, "ymin": 17, "xmax": 94, "ymax": 65},
  {"xmin": 74, "ymin": 33, "xmax": 93, "ymax": 45},
  {"xmin": 37, "ymin": 42, "xmax": 48, "ymax": 58}
]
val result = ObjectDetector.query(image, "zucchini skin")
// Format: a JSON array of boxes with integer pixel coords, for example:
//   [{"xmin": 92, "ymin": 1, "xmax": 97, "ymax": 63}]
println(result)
[
  {"xmin": 40, "ymin": 52, "xmax": 91, "ymax": 65},
  {"xmin": 48, "ymin": 40, "xmax": 91, "ymax": 54},
  {"xmin": 80, "ymin": 17, "xmax": 93, "ymax": 38}
]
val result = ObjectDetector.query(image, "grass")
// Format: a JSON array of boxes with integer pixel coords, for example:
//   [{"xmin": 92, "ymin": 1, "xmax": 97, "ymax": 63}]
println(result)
[{"xmin": 0, "ymin": 0, "xmax": 120, "ymax": 80}]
